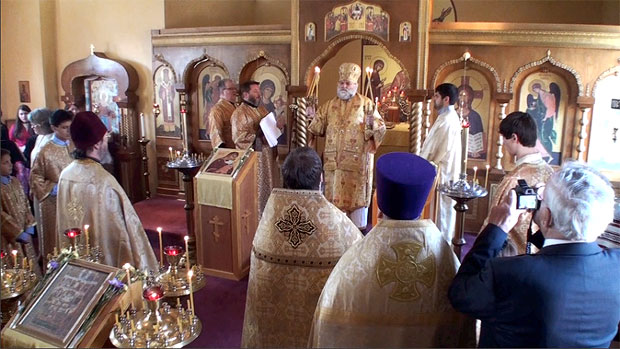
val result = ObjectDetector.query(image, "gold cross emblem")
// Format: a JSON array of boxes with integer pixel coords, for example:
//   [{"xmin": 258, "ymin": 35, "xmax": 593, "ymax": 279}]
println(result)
[
  {"xmin": 67, "ymin": 198, "xmax": 84, "ymax": 227},
  {"xmin": 275, "ymin": 204, "xmax": 317, "ymax": 248},
  {"xmin": 209, "ymin": 215, "xmax": 224, "ymax": 242},
  {"xmin": 376, "ymin": 241, "xmax": 435, "ymax": 302}
]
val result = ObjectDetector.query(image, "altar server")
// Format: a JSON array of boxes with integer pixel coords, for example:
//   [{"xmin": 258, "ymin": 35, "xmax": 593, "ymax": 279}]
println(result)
[
  {"xmin": 242, "ymin": 147, "xmax": 363, "ymax": 348},
  {"xmin": 420, "ymin": 83, "xmax": 461, "ymax": 243},
  {"xmin": 56, "ymin": 112, "xmax": 157, "ymax": 271},
  {"xmin": 309, "ymin": 152, "xmax": 474, "ymax": 347}
]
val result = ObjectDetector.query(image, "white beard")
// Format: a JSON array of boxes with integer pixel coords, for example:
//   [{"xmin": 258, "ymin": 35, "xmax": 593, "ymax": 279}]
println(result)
[{"xmin": 337, "ymin": 87, "xmax": 356, "ymax": 100}]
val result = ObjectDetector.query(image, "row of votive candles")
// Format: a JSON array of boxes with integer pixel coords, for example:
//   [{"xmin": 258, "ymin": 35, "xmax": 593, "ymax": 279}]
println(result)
[
  {"xmin": 167, "ymin": 147, "xmax": 205, "ymax": 162},
  {"xmin": 471, "ymin": 164, "xmax": 491, "ymax": 189},
  {"xmin": 1, "ymin": 250, "xmax": 32, "ymax": 270}
]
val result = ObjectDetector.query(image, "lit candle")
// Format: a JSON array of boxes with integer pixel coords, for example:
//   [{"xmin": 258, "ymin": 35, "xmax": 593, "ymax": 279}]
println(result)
[
  {"xmin": 84, "ymin": 224, "xmax": 90, "ymax": 255},
  {"xmin": 315, "ymin": 68, "xmax": 320, "ymax": 98},
  {"xmin": 139, "ymin": 112, "xmax": 146, "ymax": 138},
  {"xmin": 473, "ymin": 166, "xmax": 478, "ymax": 185},
  {"xmin": 123, "ymin": 263, "xmax": 133, "ymax": 309},
  {"xmin": 176, "ymin": 150, "xmax": 181, "ymax": 159},
  {"xmin": 484, "ymin": 164, "xmax": 490, "ymax": 189},
  {"xmin": 461, "ymin": 126, "xmax": 469, "ymax": 175},
  {"xmin": 168, "ymin": 147, "xmax": 174, "ymax": 162},
  {"xmin": 23, "ymin": 257, "xmax": 28, "ymax": 269},
  {"xmin": 11, "ymin": 250, "xmax": 18, "ymax": 268},
  {"xmin": 115, "ymin": 313, "xmax": 119, "ymax": 326},
  {"xmin": 184, "ymin": 235, "xmax": 190, "ymax": 271},
  {"xmin": 188, "ymin": 269, "xmax": 195, "ymax": 315},
  {"xmin": 157, "ymin": 227, "xmax": 163, "ymax": 268},
  {"xmin": 368, "ymin": 68, "xmax": 374, "ymax": 101}
]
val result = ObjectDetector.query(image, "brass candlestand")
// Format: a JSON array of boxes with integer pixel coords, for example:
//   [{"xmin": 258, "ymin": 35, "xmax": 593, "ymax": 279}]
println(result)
[
  {"xmin": 438, "ymin": 174, "xmax": 487, "ymax": 259},
  {"xmin": 167, "ymin": 155, "xmax": 203, "ymax": 266},
  {"xmin": 138, "ymin": 137, "xmax": 151, "ymax": 199},
  {"xmin": 109, "ymin": 285, "xmax": 202, "ymax": 348},
  {"xmin": 156, "ymin": 245, "xmax": 206, "ymax": 298},
  {"xmin": 1, "ymin": 250, "xmax": 38, "ymax": 325}
]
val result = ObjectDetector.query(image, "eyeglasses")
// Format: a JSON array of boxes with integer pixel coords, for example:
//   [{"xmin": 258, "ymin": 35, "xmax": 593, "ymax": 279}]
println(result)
[{"xmin": 223, "ymin": 87, "xmax": 237, "ymax": 91}]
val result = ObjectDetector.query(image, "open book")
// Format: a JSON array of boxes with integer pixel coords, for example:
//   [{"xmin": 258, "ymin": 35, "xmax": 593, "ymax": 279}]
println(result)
[{"xmin": 259, "ymin": 112, "xmax": 282, "ymax": 147}]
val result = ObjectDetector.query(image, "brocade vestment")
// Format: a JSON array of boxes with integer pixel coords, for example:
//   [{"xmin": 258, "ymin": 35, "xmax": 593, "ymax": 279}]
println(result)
[
  {"xmin": 482, "ymin": 152, "xmax": 554, "ymax": 255},
  {"xmin": 420, "ymin": 105, "xmax": 461, "ymax": 242},
  {"xmin": 56, "ymin": 159, "xmax": 158, "ymax": 271},
  {"xmin": 29, "ymin": 133, "xmax": 53, "ymax": 258},
  {"xmin": 308, "ymin": 93, "xmax": 386, "ymax": 212},
  {"xmin": 231, "ymin": 102, "xmax": 281, "ymax": 217},
  {"xmin": 208, "ymin": 98, "xmax": 236, "ymax": 148},
  {"xmin": 1, "ymin": 176, "xmax": 39, "ymax": 275},
  {"xmin": 241, "ymin": 188, "xmax": 363, "ymax": 348},
  {"xmin": 309, "ymin": 218, "xmax": 474, "ymax": 347},
  {"xmin": 30, "ymin": 140, "xmax": 73, "ymax": 260}
]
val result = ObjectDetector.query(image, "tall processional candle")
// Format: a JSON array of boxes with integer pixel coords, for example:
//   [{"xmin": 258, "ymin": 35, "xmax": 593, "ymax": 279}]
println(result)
[
  {"xmin": 184, "ymin": 235, "xmax": 190, "ymax": 271},
  {"xmin": 484, "ymin": 164, "xmax": 490, "ymax": 189},
  {"xmin": 157, "ymin": 227, "xmax": 163, "ymax": 267},
  {"xmin": 139, "ymin": 112, "xmax": 146, "ymax": 139}
]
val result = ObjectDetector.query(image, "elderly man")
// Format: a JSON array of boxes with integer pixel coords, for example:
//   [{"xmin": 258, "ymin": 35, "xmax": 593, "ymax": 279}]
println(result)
[
  {"xmin": 208, "ymin": 78, "xmax": 237, "ymax": 148},
  {"xmin": 308, "ymin": 63, "xmax": 386, "ymax": 229},
  {"xmin": 449, "ymin": 161, "xmax": 620, "ymax": 347},
  {"xmin": 242, "ymin": 147, "xmax": 362, "ymax": 348},
  {"xmin": 309, "ymin": 152, "xmax": 474, "ymax": 347},
  {"xmin": 232, "ymin": 80, "xmax": 282, "ymax": 217},
  {"xmin": 482, "ymin": 111, "xmax": 554, "ymax": 255},
  {"xmin": 56, "ymin": 112, "xmax": 157, "ymax": 271},
  {"xmin": 420, "ymin": 83, "xmax": 461, "ymax": 243}
]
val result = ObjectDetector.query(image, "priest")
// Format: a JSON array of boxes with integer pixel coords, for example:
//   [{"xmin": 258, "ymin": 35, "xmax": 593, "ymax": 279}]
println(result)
[
  {"xmin": 308, "ymin": 63, "xmax": 386, "ymax": 229},
  {"xmin": 309, "ymin": 152, "xmax": 474, "ymax": 347},
  {"xmin": 208, "ymin": 78, "xmax": 237, "ymax": 148},
  {"xmin": 241, "ymin": 147, "xmax": 363, "ymax": 348},
  {"xmin": 231, "ymin": 80, "xmax": 282, "ymax": 217},
  {"xmin": 56, "ymin": 112, "xmax": 157, "ymax": 271}
]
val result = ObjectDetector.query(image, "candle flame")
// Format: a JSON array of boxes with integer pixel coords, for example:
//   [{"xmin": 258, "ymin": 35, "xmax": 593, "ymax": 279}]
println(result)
[
  {"xmin": 123, "ymin": 263, "xmax": 131, "ymax": 270},
  {"xmin": 473, "ymin": 166, "xmax": 478, "ymax": 171},
  {"xmin": 11, "ymin": 250, "xmax": 18, "ymax": 256},
  {"xmin": 184, "ymin": 236, "xmax": 189, "ymax": 242},
  {"xmin": 168, "ymin": 146, "xmax": 172, "ymax": 151},
  {"xmin": 84, "ymin": 224, "xmax": 89, "ymax": 231},
  {"xmin": 486, "ymin": 164, "xmax": 490, "ymax": 169},
  {"xmin": 314, "ymin": 66, "xmax": 320, "ymax": 73},
  {"xmin": 188, "ymin": 269, "xmax": 194, "ymax": 278},
  {"xmin": 157, "ymin": 227, "xmax": 162, "ymax": 233}
]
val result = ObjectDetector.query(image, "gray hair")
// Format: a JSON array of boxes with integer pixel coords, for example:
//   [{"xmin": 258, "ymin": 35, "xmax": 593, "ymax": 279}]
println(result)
[
  {"xmin": 28, "ymin": 108, "xmax": 53, "ymax": 134},
  {"xmin": 543, "ymin": 161, "xmax": 614, "ymax": 242}
]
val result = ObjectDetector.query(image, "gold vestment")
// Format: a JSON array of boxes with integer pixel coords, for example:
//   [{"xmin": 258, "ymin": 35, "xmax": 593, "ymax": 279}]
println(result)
[
  {"xmin": 483, "ymin": 152, "xmax": 554, "ymax": 255},
  {"xmin": 309, "ymin": 218, "xmax": 474, "ymax": 348},
  {"xmin": 420, "ymin": 106, "xmax": 462, "ymax": 242},
  {"xmin": 1, "ymin": 176, "xmax": 39, "ymax": 274},
  {"xmin": 308, "ymin": 93, "xmax": 386, "ymax": 212},
  {"xmin": 231, "ymin": 102, "xmax": 281, "ymax": 217},
  {"xmin": 241, "ymin": 188, "xmax": 363, "ymax": 348},
  {"xmin": 208, "ymin": 98, "xmax": 236, "ymax": 148},
  {"xmin": 29, "ymin": 141, "xmax": 73, "ymax": 260},
  {"xmin": 56, "ymin": 159, "xmax": 158, "ymax": 271}
]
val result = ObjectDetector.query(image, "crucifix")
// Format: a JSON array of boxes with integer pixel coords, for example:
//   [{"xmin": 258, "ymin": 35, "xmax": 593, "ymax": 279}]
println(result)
[
  {"xmin": 241, "ymin": 210, "xmax": 251, "ymax": 236},
  {"xmin": 209, "ymin": 215, "xmax": 224, "ymax": 242},
  {"xmin": 90, "ymin": 44, "xmax": 95, "ymax": 55}
]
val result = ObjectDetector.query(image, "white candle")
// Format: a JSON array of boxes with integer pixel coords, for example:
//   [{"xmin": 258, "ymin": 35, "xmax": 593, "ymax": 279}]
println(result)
[
  {"xmin": 168, "ymin": 147, "xmax": 174, "ymax": 162},
  {"xmin": 139, "ymin": 113, "xmax": 146, "ymax": 139},
  {"xmin": 473, "ymin": 166, "xmax": 478, "ymax": 185},
  {"xmin": 123, "ymin": 263, "xmax": 133, "ymax": 309},
  {"xmin": 188, "ymin": 269, "xmax": 195, "ymax": 315},
  {"xmin": 11, "ymin": 250, "xmax": 17, "ymax": 268},
  {"xmin": 461, "ymin": 128, "xmax": 469, "ymax": 175},
  {"xmin": 184, "ymin": 236, "xmax": 190, "ymax": 271},
  {"xmin": 84, "ymin": 224, "xmax": 90, "ymax": 255},
  {"xmin": 484, "ymin": 164, "xmax": 490, "ymax": 189},
  {"xmin": 157, "ymin": 227, "xmax": 163, "ymax": 268}
]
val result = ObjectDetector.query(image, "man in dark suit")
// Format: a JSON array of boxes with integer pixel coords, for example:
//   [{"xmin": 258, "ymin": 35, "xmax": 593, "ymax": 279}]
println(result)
[{"xmin": 449, "ymin": 161, "xmax": 620, "ymax": 347}]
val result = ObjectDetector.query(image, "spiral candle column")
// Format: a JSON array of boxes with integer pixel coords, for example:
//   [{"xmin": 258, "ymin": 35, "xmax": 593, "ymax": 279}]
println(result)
[
  {"xmin": 576, "ymin": 106, "xmax": 590, "ymax": 162},
  {"xmin": 409, "ymin": 101, "xmax": 423, "ymax": 154},
  {"xmin": 423, "ymin": 98, "xmax": 432, "ymax": 141},
  {"xmin": 296, "ymin": 97, "xmax": 308, "ymax": 147}
]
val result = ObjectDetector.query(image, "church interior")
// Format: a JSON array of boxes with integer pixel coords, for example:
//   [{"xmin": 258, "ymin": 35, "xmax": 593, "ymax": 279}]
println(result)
[{"xmin": 1, "ymin": 0, "xmax": 619, "ymax": 347}]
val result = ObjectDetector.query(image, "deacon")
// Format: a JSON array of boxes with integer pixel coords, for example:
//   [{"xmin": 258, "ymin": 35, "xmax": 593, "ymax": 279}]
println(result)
[
  {"xmin": 208, "ymin": 78, "xmax": 237, "ymax": 148},
  {"xmin": 420, "ymin": 83, "xmax": 461, "ymax": 243},
  {"xmin": 56, "ymin": 112, "xmax": 157, "ymax": 271},
  {"xmin": 309, "ymin": 152, "xmax": 474, "ymax": 347},
  {"xmin": 483, "ymin": 111, "xmax": 554, "ymax": 255},
  {"xmin": 242, "ymin": 147, "xmax": 362, "ymax": 348},
  {"xmin": 231, "ymin": 80, "xmax": 283, "ymax": 217},
  {"xmin": 30, "ymin": 109, "xmax": 74, "ymax": 260},
  {"xmin": 308, "ymin": 63, "xmax": 386, "ymax": 229}
]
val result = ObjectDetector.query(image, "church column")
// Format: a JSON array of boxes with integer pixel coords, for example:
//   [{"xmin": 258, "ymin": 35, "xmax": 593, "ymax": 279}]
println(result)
[{"xmin": 576, "ymin": 95, "xmax": 594, "ymax": 162}]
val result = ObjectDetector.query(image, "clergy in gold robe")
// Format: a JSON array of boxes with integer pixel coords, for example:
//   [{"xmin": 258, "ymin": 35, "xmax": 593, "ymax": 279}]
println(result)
[
  {"xmin": 309, "ymin": 152, "xmax": 474, "ymax": 347},
  {"xmin": 29, "ymin": 110, "xmax": 74, "ymax": 261},
  {"xmin": 420, "ymin": 83, "xmax": 461, "ymax": 243},
  {"xmin": 308, "ymin": 63, "xmax": 386, "ymax": 228},
  {"xmin": 56, "ymin": 112, "xmax": 158, "ymax": 271},
  {"xmin": 242, "ymin": 147, "xmax": 363, "ymax": 348},
  {"xmin": 231, "ymin": 80, "xmax": 282, "ymax": 217},
  {"xmin": 1, "ymin": 149, "xmax": 39, "ymax": 275},
  {"xmin": 483, "ymin": 111, "xmax": 554, "ymax": 255},
  {"xmin": 208, "ymin": 79, "xmax": 237, "ymax": 148}
]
